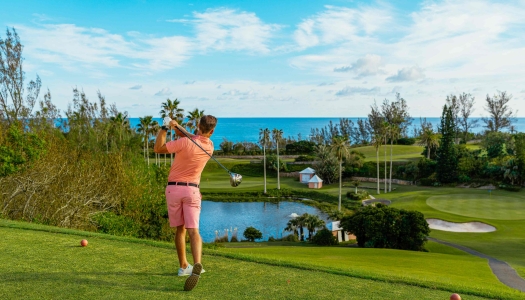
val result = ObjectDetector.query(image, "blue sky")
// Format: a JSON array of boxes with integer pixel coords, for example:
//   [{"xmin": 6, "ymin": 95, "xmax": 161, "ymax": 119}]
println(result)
[{"xmin": 2, "ymin": 0, "xmax": 525, "ymax": 117}]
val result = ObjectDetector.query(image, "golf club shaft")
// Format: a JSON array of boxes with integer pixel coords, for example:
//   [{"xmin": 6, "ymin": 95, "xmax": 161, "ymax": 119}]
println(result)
[{"xmin": 173, "ymin": 125, "xmax": 231, "ymax": 174}]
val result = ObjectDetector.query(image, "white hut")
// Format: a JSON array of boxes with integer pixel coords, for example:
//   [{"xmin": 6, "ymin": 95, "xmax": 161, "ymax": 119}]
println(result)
[
  {"xmin": 299, "ymin": 167, "xmax": 316, "ymax": 183},
  {"xmin": 331, "ymin": 221, "xmax": 355, "ymax": 242},
  {"xmin": 308, "ymin": 175, "xmax": 323, "ymax": 189}
]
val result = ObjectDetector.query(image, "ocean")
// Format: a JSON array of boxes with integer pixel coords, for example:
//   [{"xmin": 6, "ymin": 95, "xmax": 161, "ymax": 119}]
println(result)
[{"xmin": 128, "ymin": 117, "xmax": 525, "ymax": 150}]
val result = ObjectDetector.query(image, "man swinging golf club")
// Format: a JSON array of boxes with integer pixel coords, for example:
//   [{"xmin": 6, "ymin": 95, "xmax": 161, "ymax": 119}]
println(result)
[{"xmin": 154, "ymin": 114, "xmax": 217, "ymax": 291}]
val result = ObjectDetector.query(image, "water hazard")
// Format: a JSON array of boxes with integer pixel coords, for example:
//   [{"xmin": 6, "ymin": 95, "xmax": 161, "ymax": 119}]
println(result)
[{"xmin": 199, "ymin": 201, "xmax": 330, "ymax": 243}]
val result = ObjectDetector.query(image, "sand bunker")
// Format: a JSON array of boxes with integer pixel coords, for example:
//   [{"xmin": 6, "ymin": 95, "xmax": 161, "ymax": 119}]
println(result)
[{"xmin": 426, "ymin": 219, "xmax": 496, "ymax": 232}]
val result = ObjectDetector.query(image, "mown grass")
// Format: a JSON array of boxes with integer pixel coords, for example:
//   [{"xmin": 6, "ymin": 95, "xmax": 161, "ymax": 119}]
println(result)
[
  {"xmin": 352, "ymin": 145, "xmax": 425, "ymax": 162},
  {"xmin": 0, "ymin": 219, "xmax": 502, "ymax": 300},
  {"xmin": 373, "ymin": 185, "xmax": 525, "ymax": 280}
]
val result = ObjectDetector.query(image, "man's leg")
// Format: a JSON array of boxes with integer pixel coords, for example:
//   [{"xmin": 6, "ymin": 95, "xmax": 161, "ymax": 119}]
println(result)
[
  {"xmin": 175, "ymin": 225, "xmax": 189, "ymax": 268},
  {"xmin": 187, "ymin": 228, "xmax": 202, "ymax": 264}
]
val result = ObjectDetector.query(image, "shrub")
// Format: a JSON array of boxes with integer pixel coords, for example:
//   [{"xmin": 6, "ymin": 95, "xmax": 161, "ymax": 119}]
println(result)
[
  {"xmin": 346, "ymin": 190, "xmax": 369, "ymax": 200},
  {"xmin": 312, "ymin": 228, "xmax": 338, "ymax": 246},
  {"xmin": 268, "ymin": 236, "xmax": 276, "ymax": 242},
  {"xmin": 243, "ymin": 226, "xmax": 263, "ymax": 242},
  {"xmin": 281, "ymin": 234, "xmax": 299, "ymax": 242},
  {"xmin": 295, "ymin": 155, "xmax": 316, "ymax": 162},
  {"xmin": 498, "ymin": 184, "xmax": 521, "ymax": 192},
  {"xmin": 340, "ymin": 204, "xmax": 430, "ymax": 251},
  {"xmin": 396, "ymin": 137, "xmax": 416, "ymax": 145}
]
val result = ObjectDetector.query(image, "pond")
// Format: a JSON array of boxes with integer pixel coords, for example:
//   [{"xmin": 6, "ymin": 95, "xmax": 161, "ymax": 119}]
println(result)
[{"xmin": 199, "ymin": 201, "xmax": 330, "ymax": 243}]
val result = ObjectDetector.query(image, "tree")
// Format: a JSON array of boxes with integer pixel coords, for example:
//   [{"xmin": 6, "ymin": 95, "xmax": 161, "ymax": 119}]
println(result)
[
  {"xmin": 330, "ymin": 135, "xmax": 351, "ymax": 211},
  {"xmin": 457, "ymin": 93, "xmax": 478, "ymax": 143},
  {"xmin": 0, "ymin": 28, "xmax": 42, "ymax": 125},
  {"xmin": 340, "ymin": 204, "xmax": 429, "ymax": 251},
  {"xmin": 482, "ymin": 91, "xmax": 516, "ymax": 132},
  {"xmin": 388, "ymin": 124, "xmax": 400, "ymax": 191},
  {"xmin": 186, "ymin": 108, "xmax": 204, "ymax": 134},
  {"xmin": 160, "ymin": 98, "xmax": 184, "ymax": 164},
  {"xmin": 271, "ymin": 128, "xmax": 283, "ymax": 189},
  {"xmin": 436, "ymin": 105, "xmax": 458, "ymax": 183},
  {"xmin": 285, "ymin": 218, "xmax": 300, "ymax": 238},
  {"xmin": 313, "ymin": 144, "xmax": 338, "ymax": 185},
  {"xmin": 312, "ymin": 228, "xmax": 338, "ymax": 246},
  {"xmin": 243, "ymin": 226, "xmax": 262, "ymax": 242},
  {"xmin": 303, "ymin": 214, "xmax": 326, "ymax": 240},
  {"xmin": 445, "ymin": 94, "xmax": 460, "ymax": 143},
  {"xmin": 259, "ymin": 128, "xmax": 271, "ymax": 194},
  {"xmin": 137, "ymin": 116, "xmax": 153, "ymax": 165},
  {"xmin": 372, "ymin": 134, "xmax": 382, "ymax": 194},
  {"xmin": 418, "ymin": 127, "xmax": 440, "ymax": 159}
]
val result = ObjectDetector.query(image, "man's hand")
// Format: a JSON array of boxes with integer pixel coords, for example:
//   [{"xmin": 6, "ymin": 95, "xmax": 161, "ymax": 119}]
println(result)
[{"xmin": 169, "ymin": 120, "xmax": 179, "ymax": 129}]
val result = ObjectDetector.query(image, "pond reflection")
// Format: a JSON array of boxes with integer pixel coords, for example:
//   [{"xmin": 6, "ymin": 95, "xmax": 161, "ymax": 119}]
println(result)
[{"xmin": 200, "ymin": 201, "xmax": 330, "ymax": 243}]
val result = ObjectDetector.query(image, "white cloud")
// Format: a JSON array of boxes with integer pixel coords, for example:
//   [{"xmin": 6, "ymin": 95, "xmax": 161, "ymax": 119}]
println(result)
[
  {"xmin": 129, "ymin": 85, "xmax": 142, "ymax": 90},
  {"xmin": 155, "ymin": 88, "xmax": 172, "ymax": 96},
  {"xmin": 15, "ymin": 24, "xmax": 191, "ymax": 73},
  {"xmin": 335, "ymin": 86, "xmax": 381, "ymax": 96},
  {"xmin": 386, "ymin": 66, "xmax": 425, "ymax": 82},
  {"xmin": 184, "ymin": 81, "xmax": 196, "ymax": 85},
  {"xmin": 191, "ymin": 8, "xmax": 280, "ymax": 53},
  {"xmin": 333, "ymin": 54, "xmax": 383, "ymax": 78}
]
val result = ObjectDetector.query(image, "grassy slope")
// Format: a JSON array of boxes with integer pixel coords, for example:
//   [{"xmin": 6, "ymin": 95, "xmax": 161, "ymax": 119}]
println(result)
[
  {"xmin": 0, "ymin": 220, "xmax": 500, "ymax": 300},
  {"xmin": 374, "ymin": 186, "xmax": 525, "ymax": 279}
]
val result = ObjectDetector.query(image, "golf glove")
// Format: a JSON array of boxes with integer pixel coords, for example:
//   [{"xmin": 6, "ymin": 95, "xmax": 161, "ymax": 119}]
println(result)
[{"xmin": 163, "ymin": 117, "xmax": 172, "ymax": 127}]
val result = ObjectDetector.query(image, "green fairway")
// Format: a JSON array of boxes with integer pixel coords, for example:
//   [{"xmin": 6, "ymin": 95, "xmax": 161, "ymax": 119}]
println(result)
[
  {"xmin": 0, "ymin": 220, "xmax": 502, "ymax": 300},
  {"xmin": 353, "ymin": 145, "xmax": 424, "ymax": 162},
  {"xmin": 427, "ymin": 194, "xmax": 525, "ymax": 220}
]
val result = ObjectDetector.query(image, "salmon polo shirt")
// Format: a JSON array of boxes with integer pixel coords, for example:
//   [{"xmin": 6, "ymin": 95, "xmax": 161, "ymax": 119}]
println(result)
[{"xmin": 165, "ymin": 135, "xmax": 214, "ymax": 184}]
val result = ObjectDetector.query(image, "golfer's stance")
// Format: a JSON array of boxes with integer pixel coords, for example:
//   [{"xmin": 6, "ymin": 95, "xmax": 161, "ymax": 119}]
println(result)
[{"xmin": 154, "ymin": 115, "xmax": 217, "ymax": 291}]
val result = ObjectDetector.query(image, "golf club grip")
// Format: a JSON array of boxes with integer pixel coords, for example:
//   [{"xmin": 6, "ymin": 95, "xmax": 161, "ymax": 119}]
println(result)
[{"xmin": 174, "ymin": 125, "xmax": 230, "ymax": 174}]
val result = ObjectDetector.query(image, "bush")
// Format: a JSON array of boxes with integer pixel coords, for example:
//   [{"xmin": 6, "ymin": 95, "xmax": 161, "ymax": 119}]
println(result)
[
  {"xmin": 281, "ymin": 234, "xmax": 299, "ymax": 242},
  {"xmin": 268, "ymin": 236, "xmax": 276, "ymax": 242},
  {"xmin": 346, "ymin": 190, "xmax": 369, "ymax": 200},
  {"xmin": 295, "ymin": 155, "xmax": 316, "ymax": 162},
  {"xmin": 396, "ymin": 137, "xmax": 416, "ymax": 145},
  {"xmin": 312, "ymin": 228, "xmax": 338, "ymax": 246},
  {"xmin": 243, "ymin": 226, "xmax": 263, "ymax": 242},
  {"xmin": 498, "ymin": 184, "xmax": 521, "ymax": 192},
  {"xmin": 340, "ymin": 204, "xmax": 430, "ymax": 251}
]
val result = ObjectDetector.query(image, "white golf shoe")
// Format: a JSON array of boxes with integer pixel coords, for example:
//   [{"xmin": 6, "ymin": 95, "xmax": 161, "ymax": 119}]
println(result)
[{"xmin": 178, "ymin": 264, "xmax": 206, "ymax": 276}]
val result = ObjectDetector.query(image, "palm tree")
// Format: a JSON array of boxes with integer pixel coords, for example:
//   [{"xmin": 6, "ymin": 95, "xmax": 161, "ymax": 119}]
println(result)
[
  {"xmin": 351, "ymin": 180, "xmax": 361, "ymax": 194},
  {"xmin": 372, "ymin": 134, "xmax": 382, "ymax": 194},
  {"xmin": 330, "ymin": 135, "xmax": 351, "ymax": 211},
  {"xmin": 388, "ymin": 124, "xmax": 400, "ymax": 192},
  {"xmin": 259, "ymin": 128, "xmax": 271, "ymax": 194},
  {"xmin": 295, "ymin": 213, "xmax": 307, "ymax": 241},
  {"xmin": 137, "ymin": 116, "xmax": 153, "ymax": 164},
  {"xmin": 284, "ymin": 218, "xmax": 300, "ymax": 238},
  {"xmin": 271, "ymin": 128, "xmax": 283, "ymax": 190},
  {"xmin": 419, "ymin": 128, "xmax": 440, "ymax": 159},
  {"xmin": 150, "ymin": 120, "xmax": 159, "ymax": 165},
  {"xmin": 303, "ymin": 214, "xmax": 325, "ymax": 241},
  {"xmin": 160, "ymin": 98, "xmax": 184, "ymax": 164},
  {"xmin": 186, "ymin": 108, "xmax": 204, "ymax": 134},
  {"xmin": 109, "ymin": 111, "xmax": 129, "ymax": 144}
]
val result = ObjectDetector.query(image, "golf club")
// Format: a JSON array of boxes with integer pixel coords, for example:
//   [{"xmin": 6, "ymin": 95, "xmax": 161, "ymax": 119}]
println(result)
[{"xmin": 164, "ymin": 117, "xmax": 242, "ymax": 187}]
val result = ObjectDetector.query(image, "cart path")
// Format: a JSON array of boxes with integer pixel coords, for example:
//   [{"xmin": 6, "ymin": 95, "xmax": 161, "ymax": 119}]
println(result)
[{"xmin": 428, "ymin": 237, "xmax": 525, "ymax": 292}]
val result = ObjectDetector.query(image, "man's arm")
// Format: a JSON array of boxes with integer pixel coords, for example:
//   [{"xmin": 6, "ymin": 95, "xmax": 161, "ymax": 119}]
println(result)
[
  {"xmin": 170, "ymin": 120, "xmax": 195, "ymax": 138},
  {"xmin": 154, "ymin": 127, "xmax": 170, "ymax": 154}
]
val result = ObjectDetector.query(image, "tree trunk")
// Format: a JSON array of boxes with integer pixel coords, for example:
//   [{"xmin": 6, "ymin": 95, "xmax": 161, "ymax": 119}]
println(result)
[
  {"xmin": 384, "ymin": 137, "xmax": 387, "ymax": 194},
  {"xmin": 389, "ymin": 139, "xmax": 393, "ymax": 192},
  {"xmin": 376, "ymin": 149, "xmax": 380, "ymax": 194},
  {"xmin": 427, "ymin": 146, "xmax": 430, "ymax": 159},
  {"xmin": 338, "ymin": 161, "xmax": 342, "ymax": 211},
  {"xmin": 263, "ymin": 146, "xmax": 267, "ymax": 194},
  {"xmin": 277, "ymin": 143, "xmax": 280, "ymax": 190},
  {"xmin": 146, "ymin": 137, "xmax": 150, "ymax": 165}
]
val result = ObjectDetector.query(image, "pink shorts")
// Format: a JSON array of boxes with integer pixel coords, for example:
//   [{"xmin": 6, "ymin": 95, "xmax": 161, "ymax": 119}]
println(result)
[{"xmin": 165, "ymin": 185, "xmax": 202, "ymax": 229}]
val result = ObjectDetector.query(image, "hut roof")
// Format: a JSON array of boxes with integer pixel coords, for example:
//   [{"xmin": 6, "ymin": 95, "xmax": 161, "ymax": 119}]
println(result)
[
  {"xmin": 299, "ymin": 167, "xmax": 316, "ymax": 174},
  {"xmin": 308, "ymin": 175, "xmax": 323, "ymax": 183}
]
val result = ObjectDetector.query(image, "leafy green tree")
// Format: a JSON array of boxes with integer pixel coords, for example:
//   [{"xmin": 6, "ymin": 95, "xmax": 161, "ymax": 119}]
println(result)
[
  {"xmin": 340, "ymin": 204, "xmax": 429, "ymax": 251},
  {"xmin": 271, "ymin": 128, "xmax": 283, "ymax": 189},
  {"xmin": 243, "ymin": 226, "xmax": 262, "ymax": 242},
  {"xmin": 303, "ymin": 213, "xmax": 325, "ymax": 241},
  {"xmin": 482, "ymin": 132, "xmax": 509, "ymax": 159},
  {"xmin": 160, "ymin": 98, "xmax": 184, "ymax": 164},
  {"xmin": 371, "ymin": 134, "xmax": 382, "ymax": 194},
  {"xmin": 313, "ymin": 144, "xmax": 338, "ymax": 185},
  {"xmin": 513, "ymin": 133, "xmax": 525, "ymax": 186},
  {"xmin": 285, "ymin": 140, "xmax": 316, "ymax": 155},
  {"xmin": 137, "ymin": 116, "xmax": 153, "ymax": 165},
  {"xmin": 330, "ymin": 135, "xmax": 351, "ymax": 211},
  {"xmin": 0, "ymin": 125, "xmax": 45, "ymax": 176},
  {"xmin": 259, "ymin": 128, "xmax": 271, "ymax": 194},
  {"xmin": 418, "ymin": 128, "xmax": 440, "ymax": 159},
  {"xmin": 436, "ymin": 105, "xmax": 458, "ymax": 183}
]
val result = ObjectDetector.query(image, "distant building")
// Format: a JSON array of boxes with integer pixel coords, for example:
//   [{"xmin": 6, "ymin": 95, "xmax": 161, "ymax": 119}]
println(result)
[
  {"xmin": 331, "ymin": 221, "xmax": 355, "ymax": 242},
  {"xmin": 308, "ymin": 174, "xmax": 323, "ymax": 189},
  {"xmin": 299, "ymin": 167, "xmax": 316, "ymax": 183}
]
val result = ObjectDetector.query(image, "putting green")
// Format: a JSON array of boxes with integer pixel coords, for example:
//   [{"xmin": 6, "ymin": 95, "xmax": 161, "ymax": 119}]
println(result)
[{"xmin": 426, "ymin": 194, "xmax": 525, "ymax": 220}]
